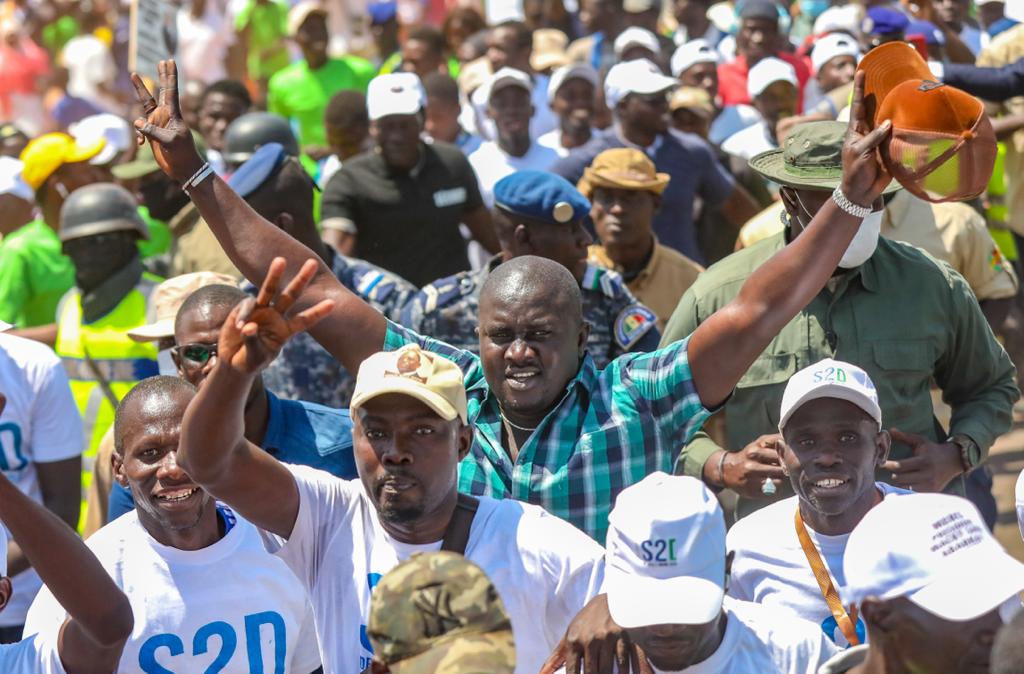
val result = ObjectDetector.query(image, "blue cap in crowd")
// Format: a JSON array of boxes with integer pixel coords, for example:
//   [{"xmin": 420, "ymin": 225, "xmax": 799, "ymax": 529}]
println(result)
[
  {"xmin": 368, "ymin": 1, "xmax": 398, "ymax": 25},
  {"xmin": 906, "ymin": 19, "xmax": 944, "ymax": 46},
  {"xmin": 493, "ymin": 171, "xmax": 591, "ymax": 225},
  {"xmin": 865, "ymin": 6, "xmax": 910, "ymax": 35},
  {"xmin": 228, "ymin": 142, "xmax": 288, "ymax": 198}
]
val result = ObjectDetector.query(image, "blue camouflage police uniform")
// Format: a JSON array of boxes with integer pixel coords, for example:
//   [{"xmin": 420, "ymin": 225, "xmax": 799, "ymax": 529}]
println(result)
[
  {"xmin": 231, "ymin": 143, "xmax": 419, "ymax": 408},
  {"xmin": 401, "ymin": 171, "xmax": 660, "ymax": 366}
]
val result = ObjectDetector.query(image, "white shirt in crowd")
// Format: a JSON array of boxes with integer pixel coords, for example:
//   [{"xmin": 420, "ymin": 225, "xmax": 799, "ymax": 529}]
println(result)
[
  {"xmin": 720, "ymin": 119, "xmax": 777, "ymax": 161},
  {"xmin": 558, "ymin": 598, "xmax": 838, "ymax": 674},
  {"xmin": 709, "ymin": 104, "xmax": 762, "ymax": 146},
  {"xmin": 25, "ymin": 508, "xmax": 321, "ymax": 673},
  {"xmin": 260, "ymin": 464, "xmax": 605, "ymax": 674},
  {"xmin": 468, "ymin": 139, "xmax": 562, "ymax": 207},
  {"xmin": 536, "ymin": 128, "xmax": 596, "ymax": 158},
  {"xmin": 0, "ymin": 633, "xmax": 64, "ymax": 674},
  {"xmin": 61, "ymin": 34, "xmax": 120, "ymax": 114},
  {"xmin": 960, "ymin": 24, "xmax": 983, "ymax": 55},
  {"xmin": 176, "ymin": 0, "xmax": 236, "ymax": 86},
  {"xmin": 727, "ymin": 482, "xmax": 910, "ymax": 646},
  {"xmin": 0, "ymin": 334, "xmax": 82, "ymax": 628},
  {"xmin": 468, "ymin": 72, "xmax": 559, "ymax": 142}
]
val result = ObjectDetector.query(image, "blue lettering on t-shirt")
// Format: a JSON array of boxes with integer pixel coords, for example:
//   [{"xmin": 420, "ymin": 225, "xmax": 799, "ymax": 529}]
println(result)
[
  {"xmin": 0, "ymin": 422, "xmax": 27, "ymax": 471},
  {"xmin": 359, "ymin": 573, "xmax": 384, "ymax": 653},
  {"xmin": 821, "ymin": 615, "xmax": 867, "ymax": 646},
  {"xmin": 138, "ymin": 611, "xmax": 286, "ymax": 673}
]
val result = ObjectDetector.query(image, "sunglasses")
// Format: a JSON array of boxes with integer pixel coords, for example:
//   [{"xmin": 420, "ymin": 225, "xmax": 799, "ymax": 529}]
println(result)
[{"xmin": 172, "ymin": 343, "xmax": 218, "ymax": 368}]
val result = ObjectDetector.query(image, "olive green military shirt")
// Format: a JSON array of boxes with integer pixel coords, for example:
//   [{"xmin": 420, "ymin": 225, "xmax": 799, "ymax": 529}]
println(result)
[{"xmin": 661, "ymin": 231, "xmax": 1018, "ymax": 519}]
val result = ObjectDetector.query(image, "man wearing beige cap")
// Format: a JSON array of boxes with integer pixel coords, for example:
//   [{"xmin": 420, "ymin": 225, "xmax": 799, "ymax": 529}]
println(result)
[
  {"xmin": 582, "ymin": 148, "xmax": 703, "ymax": 329},
  {"xmin": 176, "ymin": 261, "xmax": 605, "ymax": 673},
  {"xmin": 367, "ymin": 552, "xmax": 515, "ymax": 673}
]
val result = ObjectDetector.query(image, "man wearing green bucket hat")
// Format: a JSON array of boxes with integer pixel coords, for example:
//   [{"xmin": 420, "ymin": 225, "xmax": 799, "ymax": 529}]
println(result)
[{"xmin": 661, "ymin": 120, "xmax": 1017, "ymax": 522}]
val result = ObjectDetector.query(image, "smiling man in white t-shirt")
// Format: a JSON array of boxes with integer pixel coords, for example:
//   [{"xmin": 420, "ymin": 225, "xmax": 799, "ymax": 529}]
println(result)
[
  {"xmin": 25, "ymin": 376, "xmax": 321, "ymax": 674},
  {"xmin": 174, "ymin": 262, "xmax": 605, "ymax": 674},
  {"xmin": 727, "ymin": 359, "xmax": 911, "ymax": 647}
]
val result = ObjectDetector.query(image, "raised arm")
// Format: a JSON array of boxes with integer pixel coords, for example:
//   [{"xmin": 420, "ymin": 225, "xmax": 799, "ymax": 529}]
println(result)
[
  {"xmin": 688, "ymin": 72, "xmax": 894, "ymax": 409},
  {"xmin": 178, "ymin": 258, "xmax": 335, "ymax": 538},
  {"xmin": 131, "ymin": 60, "xmax": 385, "ymax": 375},
  {"xmin": 0, "ymin": 417, "xmax": 132, "ymax": 674}
]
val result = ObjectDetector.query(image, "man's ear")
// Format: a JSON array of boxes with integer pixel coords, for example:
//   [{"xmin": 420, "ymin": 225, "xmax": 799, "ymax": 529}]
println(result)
[
  {"xmin": 512, "ymin": 223, "xmax": 531, "ymax": 251},
  {"xmin": 875, "ymin": 429, "xmax": 892, "ymax": 467},
  {"xmin": 775, "ymin": 438, "xmax": 788, "ymax": 474},
  {"xmin": 578, "ymin": 320, "xmax": 591, "ymax": 358},
  {"xmin": 0, "ymin": 577, "xmax": 11, "ymax": 613},
  {"xmin": 456, "ymin": 422, "xmax": 473, "ymax": 462},
  {"xmin": 112, "ymin": 450, "xmax": 128, "ymax": 489}
]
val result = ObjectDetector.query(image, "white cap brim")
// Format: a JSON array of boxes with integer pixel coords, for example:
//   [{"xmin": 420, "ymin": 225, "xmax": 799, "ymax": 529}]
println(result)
[
  {"xmin": 779, "ymin": 384, "xmax": 882, "ymax": 431},
  {"xmin": 126, "ymin": 318, "xmax": 175, "ymax": 342},
  {"xmin": 907, "ymin": 548, "xmax": 1024, "ymax": 622},
  {"xmin": 605, "ymin": 569, "xmax": 723, "ymax": 628},
  {"xmin": 0, "ymin": 321, "xmax": 11, "ymax": 332},
  {"xmin": 90, "ymin": 141, "xmax": 120, "ymax": 167}
]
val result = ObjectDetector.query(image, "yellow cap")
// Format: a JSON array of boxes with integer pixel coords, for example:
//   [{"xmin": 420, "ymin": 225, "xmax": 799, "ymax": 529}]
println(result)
[
  {"xmin": 19, "ymin": 133, "xmax": 106, "ymax": 190},
  {"xmin": 351, "ymin": 345, "xmax": 468, "ymax": 423}
]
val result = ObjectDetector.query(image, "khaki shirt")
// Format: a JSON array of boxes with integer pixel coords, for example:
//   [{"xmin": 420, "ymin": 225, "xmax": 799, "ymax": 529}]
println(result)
[
  {"xmin": 588, "ymin": 239, "xmax": 704, "ymax": 331},
  {"xmin": 882, "ymin": 191, "xmax": 1019, "ymax": 301},
  {"xmin": 737, "ymin": 201, "xmax": 785, "ymax": 250},
  {"xmin": 169, "ymin": 203, "xmax": 243, "ymax": 280},
  {"xmin": 83, "ymin": 427, "xmax": 115, "ymax": 539},
  {"xmin": 978, "ymin": 25, "xmax": 1024, "ymax": 236},
  {"xmin": 660, "ymin": 232, "xmax": 1017, "ymax": 519}
]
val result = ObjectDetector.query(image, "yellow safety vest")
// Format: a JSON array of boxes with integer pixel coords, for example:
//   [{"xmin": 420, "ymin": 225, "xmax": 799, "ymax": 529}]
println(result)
[
  {"xmin": 987, "ymin": 142, "xmax": 1018, "ymax": 261},
  {"xmin": 55, "ymin": 272, "xmax": 161, "ymax": 530}
]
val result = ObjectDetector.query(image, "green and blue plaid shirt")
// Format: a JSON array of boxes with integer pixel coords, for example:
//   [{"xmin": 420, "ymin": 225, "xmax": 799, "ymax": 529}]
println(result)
[{"xmin": 384, "ymin": 320, "xmax": 711, "ymax": 542}]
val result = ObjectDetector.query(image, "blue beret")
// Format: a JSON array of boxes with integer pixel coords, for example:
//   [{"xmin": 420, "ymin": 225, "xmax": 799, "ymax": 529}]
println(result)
[
  {"xmin": 493, "ymin": 171, "xmax": 591, "ymax": 225},
  {"xmin": 865, "ymin": 7, "xmax": 910, "ymax": 35},
  {"xmin": 906, "ymin": 19, "xmax": 944, "ymax": 46},
  {"xmin": 228, "ymin": 142, "xmax": 287, "ymax": 198},
  {"xmin": 368, "ymin": 1, "xmax": 397, "ymax": 24}
]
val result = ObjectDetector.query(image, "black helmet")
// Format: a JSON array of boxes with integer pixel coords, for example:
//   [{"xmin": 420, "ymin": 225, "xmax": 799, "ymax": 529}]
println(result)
[
  {"xmin": 59, "ymin": 182, "xmax": 150, "ymax": 243},
  {"xmin": 223, "ymin": 112, "xmax": 299, "ymax": 166}
]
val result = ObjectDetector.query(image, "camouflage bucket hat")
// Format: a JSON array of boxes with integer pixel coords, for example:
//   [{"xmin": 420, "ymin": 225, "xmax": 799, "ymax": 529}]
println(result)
[
  {"xmin": 749, "ymin": 120, "xmax": 901, "ymax": 193},
  {"xmin": 368, "ymin": 551, "xmax": 516, "ymax": 674}
]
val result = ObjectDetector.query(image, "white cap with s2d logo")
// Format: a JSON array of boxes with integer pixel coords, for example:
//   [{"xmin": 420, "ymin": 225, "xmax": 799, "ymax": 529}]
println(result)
[{"xmin": 778, "ymin": 358, "xmax": 882, "ymax": 432}]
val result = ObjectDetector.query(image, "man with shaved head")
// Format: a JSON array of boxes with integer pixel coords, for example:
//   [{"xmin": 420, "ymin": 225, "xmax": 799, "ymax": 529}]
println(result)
[
  {"xmin": 133, "ymin": 59, "xmax": 896, "ymax": 544},
  {"xmin": 25, "ymin": 376, "xmax": 323, "ymax": 673}
]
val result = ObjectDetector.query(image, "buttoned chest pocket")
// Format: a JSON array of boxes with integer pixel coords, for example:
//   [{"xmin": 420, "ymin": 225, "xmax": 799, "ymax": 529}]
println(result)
[
  {"xmin": 726, "ymin": 353, "xmax": 799, "ymax": 446},
  {"xmin": 868, "ymin": 340, "xmax": 936, "ymax": 420}
]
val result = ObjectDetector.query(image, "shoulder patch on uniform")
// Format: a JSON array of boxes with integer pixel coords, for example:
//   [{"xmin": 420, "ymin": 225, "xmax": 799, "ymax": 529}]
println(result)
[{"xmin": 614, "ymin": 304, "xmax": 657, "ymax": 350}]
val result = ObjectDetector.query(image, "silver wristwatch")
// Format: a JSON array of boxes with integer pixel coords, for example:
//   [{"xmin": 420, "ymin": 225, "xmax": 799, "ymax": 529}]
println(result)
[{"xmin": 831, "ymin": 186, "xmax": 872, "ymax": 219}]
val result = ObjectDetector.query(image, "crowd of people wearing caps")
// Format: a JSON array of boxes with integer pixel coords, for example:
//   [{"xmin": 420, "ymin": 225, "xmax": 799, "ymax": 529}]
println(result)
[{"xmin": 6, "ymin": 0, "xmax": 1024, "ymax": 672}]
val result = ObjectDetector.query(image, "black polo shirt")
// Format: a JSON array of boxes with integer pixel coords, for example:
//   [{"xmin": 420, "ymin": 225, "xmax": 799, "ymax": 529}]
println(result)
[{"xmin": 321, "ymin": 141, "xmax": 483, "ymax": 287}]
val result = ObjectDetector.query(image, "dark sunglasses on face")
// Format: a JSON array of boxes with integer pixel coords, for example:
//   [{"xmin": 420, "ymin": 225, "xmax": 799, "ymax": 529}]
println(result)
[{"xmin": 172, "ymin": 343, "xmax": 218, "ymax": 368}]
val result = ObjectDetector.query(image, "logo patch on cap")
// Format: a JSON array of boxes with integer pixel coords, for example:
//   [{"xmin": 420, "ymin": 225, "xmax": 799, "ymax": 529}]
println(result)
[
  {"xmin": 553, "ymin": 201, "xmax": 574, "ymax": 223},
  {"xmin": 640, "ymin": 538, "xmax": 679, "ymax": 566},
  {"xmin": 614, "ymin": 304, "xmax": 656, "ymax": 349},
  {"xmin": 387, "ymin": 348, "xmax": 434, "ymax": 384},
  {"xmin": 918, "ymin": 80, "xmax": 945, "ymax": 92}
]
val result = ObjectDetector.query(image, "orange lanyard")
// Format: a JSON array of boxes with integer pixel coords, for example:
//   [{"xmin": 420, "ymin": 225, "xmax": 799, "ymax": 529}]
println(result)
[{"xmin": 794, "ymin": 509, "xmax": 861, "ymax": 646}]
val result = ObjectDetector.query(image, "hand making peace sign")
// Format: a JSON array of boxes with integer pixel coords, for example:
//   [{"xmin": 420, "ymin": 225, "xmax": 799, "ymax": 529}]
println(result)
[{"xmin": 131, "ymin": 60, "xmax": 206, "ymax": 185}]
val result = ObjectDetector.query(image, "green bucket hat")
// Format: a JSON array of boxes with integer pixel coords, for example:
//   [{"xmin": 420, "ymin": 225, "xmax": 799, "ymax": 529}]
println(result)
[{"xmin": 749, "ymin": 120, "xmax": 901, "ymax": 193}]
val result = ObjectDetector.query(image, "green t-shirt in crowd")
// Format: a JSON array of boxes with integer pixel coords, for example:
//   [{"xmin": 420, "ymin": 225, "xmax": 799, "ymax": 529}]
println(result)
[
  {"xmin": 234, "ymin": 0, "xmax": 291, "ymax": 81},
  {"xmin": 42, "ymin": 15, "xmax": 80, "ymax": 54},
  {"xmin": 267, "ymin": 56, "xmax": 375, "ymax": 147},
  {"xmin": 137, "ymin": 206, "xmax": 171, "ymax": 260},
  {"xmin": 0, "ymin": 220, "xmax": 75, "ymax": 327}
]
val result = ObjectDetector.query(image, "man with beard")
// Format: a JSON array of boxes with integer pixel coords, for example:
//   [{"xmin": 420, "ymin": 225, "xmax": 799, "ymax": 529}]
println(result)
[
  {"xmin": 176, "ymin": 264, "xmax": 605, "ymax": 672},
  {"xmin": 133, "ymin": 58, "xmax": 896, "ymax": 545},
  {"xmin": 25, "ymin": 377, "xmax": 322, "ymax": 673},
  {"xmin": 726, "ymin": 359, "xmax": 910, "ymax": 647}
]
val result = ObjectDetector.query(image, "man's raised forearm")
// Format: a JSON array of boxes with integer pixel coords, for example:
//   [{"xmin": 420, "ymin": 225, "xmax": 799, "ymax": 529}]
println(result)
[{"xmin": 178, "ymin": 360, "xmax": 254, "ymax": 487}]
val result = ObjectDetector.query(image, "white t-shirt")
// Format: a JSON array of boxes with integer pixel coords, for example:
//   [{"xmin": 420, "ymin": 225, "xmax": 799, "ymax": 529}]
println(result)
[
  {"xmin": 176, "ymin": 2, "xmax": 236, "ymax": 86},
  {"xmin": 25, "ymin": 508, "xmax": 321, "ymax": 673},
  {"xmin": 260, "ymin": 464, "xmax": 605, "ymax": 674},
  {"xmin": 709, "ymin": 104, "xmax": 761, "ymax": 146},
  {"xmin": 720, "ymin": 120, "xmax": 776, "ymax": 161},
  {"xmin": 61, "ymin": 35, "xmax": 119, "ymax": 113},
  {"xmin": 726, "ymin": 483, "xmax": 910, "ymax": 646},
  {"xmin": 0, "ymin": 334, "xmax": 82, "ymax": 626},
  {"xmin": 558, "ymin": 598, "xmax": 837, "ymax": 674},
  {"xmin": 0, "ymin": 633, "xmax": 64, "ymax": 673},
  {"xmin": 1015, "ymin": 468, "xmax": 1024, "ymax": 541},
  {"xmin": 468, "ymin": 73, "xmax": 559, "ymax": 142},
  {"xmin": 536, "ymin": 128, "xmax": 597, "ymax": 158},
  {"xmin": 467, "ymin": 140, "xmax": 562, "ymax": 207}
]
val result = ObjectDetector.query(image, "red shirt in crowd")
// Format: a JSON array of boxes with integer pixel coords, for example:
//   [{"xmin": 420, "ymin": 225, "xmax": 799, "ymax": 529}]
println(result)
[{"xmin": 717, "ymin": 52, "xmax": 812, "ymax": 107}]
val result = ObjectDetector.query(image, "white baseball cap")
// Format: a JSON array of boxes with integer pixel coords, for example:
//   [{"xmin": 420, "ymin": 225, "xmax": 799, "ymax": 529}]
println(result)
[
  {"xmin": 603, "ymin": 473, "xmax": 726, "ymax": 629},
  {"xmin": 670, "ymin": 39, "xmax": 721, "ymax": 78},
  {"xmin": 287, "ymin": 0, "xmax": 327, "ymax": 37},
  {"xmin": 604, "ymin": 58, "xmax": 678, "ymax": 109},
  {"xmin": 0, "ymin": 156, "xmax": 33, "ymax": 202},
  {"xmin": 484, "ymin": 67, "xmax": 533, "ymax": 104},
  {"xmin": 843, "ymin": 493, "xmax": 1024, "ymax": 621},
  {"xmin": 367, "ymin": 73, "xmax": 426, "ymax": 121},
  {"xmin": 813, "ymin": 5, "xmax": 864, "ymax": 36},
  {"xmin": 547, "ymin": 63, "xmax": 599, "ymax": 104},
  {"xmin": 69, "ymin": 113, "xmax": 133, "ymax": 167},
  {"xmin": 811, "ymin": 32, "xmax": 862, "ymax": 75},
  {"xmin": 614, "ymin": 27, "xmax": 662, "ymax": 59},
  {"xmin": 746, "ymin": 56, "xmax": 798, "ymax": 99},
  {"xmin": 778, "ymin": 358, "xmax": 882, "ymax": 431}
]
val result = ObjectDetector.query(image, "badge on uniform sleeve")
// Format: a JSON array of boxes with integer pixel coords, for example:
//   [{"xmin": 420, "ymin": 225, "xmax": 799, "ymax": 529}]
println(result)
[{"xmin": 614, "ymin": 305, "xmax": 657, "ymax": 350}]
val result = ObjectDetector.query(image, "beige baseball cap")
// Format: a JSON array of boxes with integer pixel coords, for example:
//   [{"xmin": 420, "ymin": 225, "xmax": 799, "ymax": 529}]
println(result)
[
  {"xmin": 126, "ymin": 272, "xmax": 239, "ymax": 342},
  {"xmin": 351, "ymin": 344, "xmax": 468, "ymax": 423}
]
